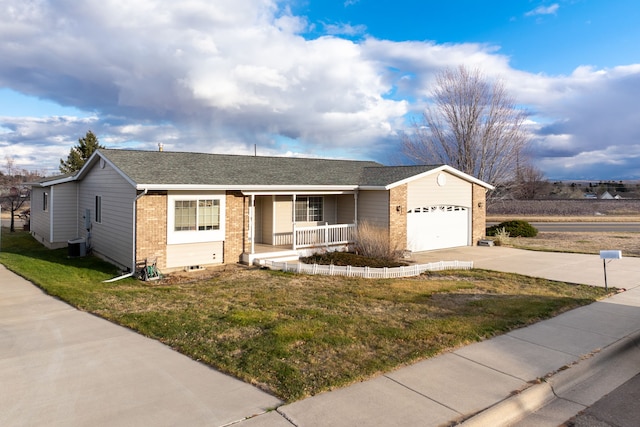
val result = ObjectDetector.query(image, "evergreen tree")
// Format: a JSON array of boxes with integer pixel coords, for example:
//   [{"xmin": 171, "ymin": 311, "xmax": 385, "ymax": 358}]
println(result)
[{"xmin": 59, "ymin": 130, "xmax": 104, "ymax": 174}]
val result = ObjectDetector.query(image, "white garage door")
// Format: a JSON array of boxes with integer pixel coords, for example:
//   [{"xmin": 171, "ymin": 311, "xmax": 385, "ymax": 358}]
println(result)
[{"xmin": 407, "ymin": 205, "xmax": 469, "ymax": 252}]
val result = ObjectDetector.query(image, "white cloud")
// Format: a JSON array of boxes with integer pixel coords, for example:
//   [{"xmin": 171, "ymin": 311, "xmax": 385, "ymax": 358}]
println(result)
[
  {"xmin": 525, "ymin": 3, "xmax": 560, "ymax": 17},
  {"xmin": 1, "ymin": 0, "xmax": 640, "ymax": 180}
]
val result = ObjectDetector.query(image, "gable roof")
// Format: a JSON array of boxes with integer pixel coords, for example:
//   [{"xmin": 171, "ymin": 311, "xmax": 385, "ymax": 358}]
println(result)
[
  {"xmin": 360, "ymin": 164, "xmax": 494, "ymax": 190},
  {"xmin": 360, "ymin": 165, "xmax": 444, "ymax": 187},
  {"xmin": 35, "ymin": 149, "xmax": 493, "ymax": 191},
  {"xmin": 90, "ymin": 149, "xmax": 382, "ymax": 189}
]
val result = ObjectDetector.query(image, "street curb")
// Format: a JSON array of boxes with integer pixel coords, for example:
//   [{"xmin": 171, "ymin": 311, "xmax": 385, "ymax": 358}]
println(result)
[
  {"xmin": 458, "ymin": 329, "xmax": 640, "ymax": 427},
  {"xmin": 458, "ymin": 381, "xmax": 555, "ymax": 427}
]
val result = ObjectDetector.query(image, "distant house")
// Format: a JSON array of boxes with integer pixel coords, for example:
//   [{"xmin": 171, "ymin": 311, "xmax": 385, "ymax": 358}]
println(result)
[
  {"xmin": 600, "ymin": 191, "xmax": 614, "ymax": 199},
  {"xmin": 30, "ymin": 149, "xmax": 494, "ymax": 272}
]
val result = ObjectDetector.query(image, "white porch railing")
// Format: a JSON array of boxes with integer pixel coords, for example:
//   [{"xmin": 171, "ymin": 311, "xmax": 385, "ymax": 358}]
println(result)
[
  {"xmin": 272, "ymin": 223, "xmax": 356, "ymax": 248},
  {"xmin": 295, "ymin": 223, "xmax": 355, "ymax": 249}
]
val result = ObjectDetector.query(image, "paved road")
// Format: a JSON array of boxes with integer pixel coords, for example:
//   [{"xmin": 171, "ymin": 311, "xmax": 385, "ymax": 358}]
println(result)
[
  {"xmin": 563, "ymin": 373, "xmax": 640, "ymax": 426},
  {"xmin": 488, "ymin": 221, "xmax": 640, "ymax": 233}
]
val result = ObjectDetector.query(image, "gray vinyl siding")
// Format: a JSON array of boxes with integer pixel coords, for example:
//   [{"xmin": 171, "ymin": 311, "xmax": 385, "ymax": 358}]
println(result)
[
  {"xmin": 30, "ymin": 187, "xmax": 50, "ymax": 244},
  {"xmin": 357, "ymin": 190, "xmax": 389, "ymax": 228},
  {"xmin": 407, "ymin": 171, "xmax": 471, "ymax": 209},
  {"xmin": 323, "ymin": 195, "xmax": 337, "ymax": 224},
  {"xmin": 52, "ymin": 182, "xmax": 78, "ymax": 242},
  {"xmin": 336, "ymin": 194, "xmax": 356, "ymax": 224},
  {"xmin": 78, "ymin": 161, "xmax": 135, "ymax": 268}
]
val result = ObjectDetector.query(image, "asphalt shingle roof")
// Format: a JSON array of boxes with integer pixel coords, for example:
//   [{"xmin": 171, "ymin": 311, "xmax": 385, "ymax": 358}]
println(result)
[
  {"xmin": 360, "ymin": 165, "xmax": 443, "ymax": 187},
  {"xmin": 97, "ymin": 149, "xmax": 384, "ymax": 187}
]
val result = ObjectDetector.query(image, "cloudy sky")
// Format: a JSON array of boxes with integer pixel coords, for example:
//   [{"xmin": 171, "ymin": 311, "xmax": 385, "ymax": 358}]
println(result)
[{"xmin": 1, "ymin": 0, "xmax": 639, "ymax": 180}]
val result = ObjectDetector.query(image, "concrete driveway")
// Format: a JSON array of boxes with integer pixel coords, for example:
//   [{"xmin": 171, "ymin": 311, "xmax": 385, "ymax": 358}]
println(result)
[{"xmin": 411, "ymin": 246, "xmax": 640, "ymax": 290}]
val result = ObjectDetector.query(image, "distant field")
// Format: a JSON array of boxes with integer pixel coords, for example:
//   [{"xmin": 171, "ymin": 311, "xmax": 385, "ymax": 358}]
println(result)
[
  {"xmin": 488, "ymin": 199, "xmax": 640, "ymax": 221},
  {"xmin": 487, "ymin": 216, "xmax": 640, "ymax": 223}
]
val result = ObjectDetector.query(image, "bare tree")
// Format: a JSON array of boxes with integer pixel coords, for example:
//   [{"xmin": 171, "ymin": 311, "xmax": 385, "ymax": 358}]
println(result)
[
  {"xmin": 402, "ymin": 65, "xmax": 531, "ymax": 186},
  {"xmin": 513, "ymin": 163, "xmax": 547, "ymax": 199},
  {"xmin": 1, "ymin": 156, "xmax": 40, "ymax": 232}
]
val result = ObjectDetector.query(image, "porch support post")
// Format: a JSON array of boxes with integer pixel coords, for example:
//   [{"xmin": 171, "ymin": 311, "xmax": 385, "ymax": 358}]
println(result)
[
  {"xmin": 353, "ymin": 191, "xmax": 359, "ymax": 244},
  {"xmin": 354, "ymin": 190, "xmax": 358, "ymax": 227},
  {"xmin": 292, "ymin": 194, "xmax": 297, "ymax": 250},
  {"xmin": 249, "ymin": 194, "xmax": 255, "ymax": 255}
]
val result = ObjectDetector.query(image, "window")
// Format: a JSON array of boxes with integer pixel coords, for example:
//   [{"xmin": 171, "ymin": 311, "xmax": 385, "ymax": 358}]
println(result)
[
  {"xmin": 295, "ymin": 196, "xmax": 323, "ymax": 222},
  {"xmin": 198, "ymin": 199, "xmax": 220, "ymax": 230},
  {"xmin": 174, "ymin": 199, "xmax": 220, "ymax": 232},
  {"xmin": 95, "ymin": 196, "xmax": 102, "ymax": 223},
  {"xmin": 43, "ymin": 192, "xmax": 49, "ymax": 212},
  {"xmin": 174, "ymin": 200, "xmax": 196, "ymax": 231}
]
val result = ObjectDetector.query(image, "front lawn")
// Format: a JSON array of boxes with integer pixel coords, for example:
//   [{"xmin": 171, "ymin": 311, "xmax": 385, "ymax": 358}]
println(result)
[{"xmin": 0, "ymin": 229, "xmax": 612, "ymax": 402}]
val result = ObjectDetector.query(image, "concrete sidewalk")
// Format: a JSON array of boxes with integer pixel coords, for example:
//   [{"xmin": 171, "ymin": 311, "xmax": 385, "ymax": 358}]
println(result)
[
  {"xmin": 275, "ymin": 247, "xmax": 640, "ymax": 427},
  {"xmin": 0, "ymin": 264, "xmax": 281, "ymax": 427},
  {"xmin": 2, "ymin": 246, "xmax": 640, "ymax": 426}
]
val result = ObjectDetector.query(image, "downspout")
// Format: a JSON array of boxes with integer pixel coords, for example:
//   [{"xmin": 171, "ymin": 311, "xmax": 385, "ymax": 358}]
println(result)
[{"xmin": 132, "ymin": 188, "xmax": 148, "ymax": 273}]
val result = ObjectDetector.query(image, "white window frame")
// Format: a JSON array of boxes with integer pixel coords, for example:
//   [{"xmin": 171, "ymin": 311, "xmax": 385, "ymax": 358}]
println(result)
[
  {"xmin": 167, "ymin": 192, "xmax": 225, "ymax": 245},
  {"xmin": 295, "ymin": 196, "xmax": 323, "ymax": 222},
  {"xmin": 43, "ymin": 192, "xmax": 49, "ymax": 212}
]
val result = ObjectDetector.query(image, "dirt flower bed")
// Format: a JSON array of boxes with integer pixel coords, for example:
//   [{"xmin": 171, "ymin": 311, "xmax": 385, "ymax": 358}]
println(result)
[{"xmin": 300, "ymin": 251, "xmax": 408, "ymax": 268}]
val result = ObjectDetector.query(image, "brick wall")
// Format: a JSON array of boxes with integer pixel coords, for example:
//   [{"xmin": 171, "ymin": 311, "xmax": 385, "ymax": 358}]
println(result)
[
  {"xmin": 136, "ymin": 192, "xmax": 167, "ymax": 270},
  {"xmin": 388, "ymin": 184, "xmax": 408, "ymax": 251},
  {"xmin": 224, "ymin": 191, "xmax": 247, "ymax": 263},
  {"xmin": 471, "ymin": 184, "xmax": 487, "ymax": 245}
]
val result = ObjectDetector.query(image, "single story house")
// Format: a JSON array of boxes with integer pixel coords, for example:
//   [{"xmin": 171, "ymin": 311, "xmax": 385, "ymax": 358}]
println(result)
[{"xmin": 30, "ymin": 149, "xmax": 494, "ymax": 273}]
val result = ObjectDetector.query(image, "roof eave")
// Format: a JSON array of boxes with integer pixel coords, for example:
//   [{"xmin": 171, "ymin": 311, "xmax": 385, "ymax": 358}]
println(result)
[
  {"xmin": 358, "ymin": 185, "xmax": 391, "ymax": 191},
  {"xmin": 136, "ymin": 184, "xmax": 359, "ymax": 192},
  {"xmin": 28, "ymin": 175, "xmax": 76, "ymax": 187}
]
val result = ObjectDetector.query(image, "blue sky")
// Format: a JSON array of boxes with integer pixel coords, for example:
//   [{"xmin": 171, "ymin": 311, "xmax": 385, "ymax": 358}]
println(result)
[{"xmin": 1, "ymin": 0, "xmax": 640, "ymax": 180}]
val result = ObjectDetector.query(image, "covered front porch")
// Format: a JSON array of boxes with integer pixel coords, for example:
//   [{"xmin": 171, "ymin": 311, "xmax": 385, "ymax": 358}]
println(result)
[{"xmin": 241, "ymin": 192, "xmax": 358, "ymax": 265}]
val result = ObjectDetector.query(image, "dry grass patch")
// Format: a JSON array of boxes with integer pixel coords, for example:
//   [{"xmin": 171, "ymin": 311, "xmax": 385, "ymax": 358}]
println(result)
[
  {"xmin": 0, "ymin": 229, "xmax": 614, "ymax": 402},
  {"xmin": 85, "ymin": 268, "xmax": 609, "ymax": 401},
  {"xmin": 510, "ymin": 232, "xmax": 640, "ymax": 257}
]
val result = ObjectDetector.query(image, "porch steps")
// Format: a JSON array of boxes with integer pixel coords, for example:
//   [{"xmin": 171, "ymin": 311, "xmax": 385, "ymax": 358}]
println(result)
[{"xmin": 245, "ymin": 250, "xmax": 300, "ymax": 267}]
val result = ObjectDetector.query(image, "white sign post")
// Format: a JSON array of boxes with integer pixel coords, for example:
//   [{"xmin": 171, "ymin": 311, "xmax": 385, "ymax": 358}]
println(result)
[{"xmin": 600, "ymin": 250, "xmax": 622, "ymax": 290}]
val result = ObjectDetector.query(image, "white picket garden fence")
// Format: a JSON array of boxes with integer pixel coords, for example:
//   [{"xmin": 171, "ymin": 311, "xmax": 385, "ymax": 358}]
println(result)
[{"xmin": 260, "ymin": 260, "xmax": 473, "ymax": 279}]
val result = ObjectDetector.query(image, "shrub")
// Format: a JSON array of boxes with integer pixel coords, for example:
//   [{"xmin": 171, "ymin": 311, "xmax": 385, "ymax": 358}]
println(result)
[
  {"xmin": 492, "ymin": 227, "xmax": 510, "ymax": 246},
  {"xmin": 354, "ymin": 220, "xmax": 402, "ymax": 260},
  {"xmin": 486, "ymin": 220, "xmax": 538, "ymax": 238}
]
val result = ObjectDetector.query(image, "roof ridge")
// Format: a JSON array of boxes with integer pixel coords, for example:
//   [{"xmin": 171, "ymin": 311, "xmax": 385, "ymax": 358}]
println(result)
[
  {"xmin": 363, "ymin": 164, "xmax": 444, "ymax": 169},
  {"xmin": 99, "ymin": 148, "xmax": 382, "ymax": 165}
]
